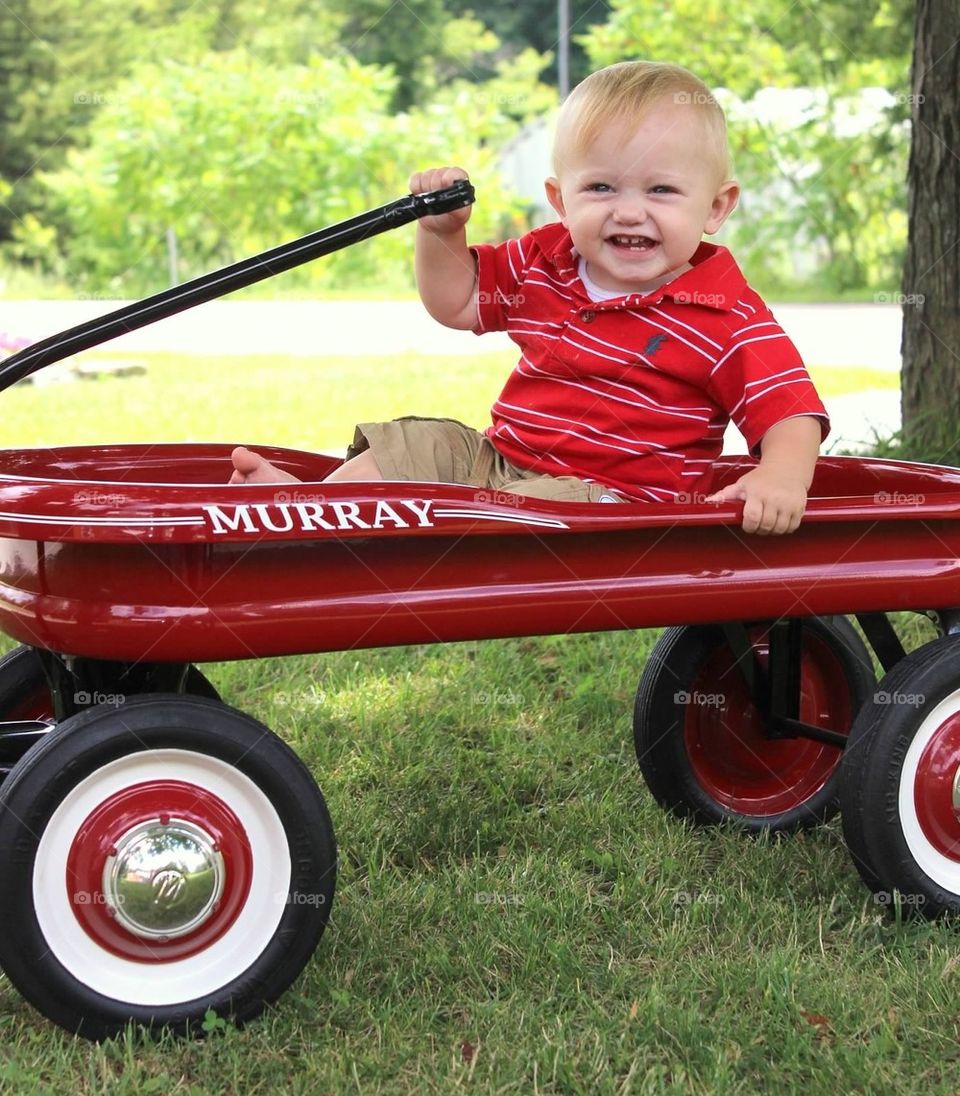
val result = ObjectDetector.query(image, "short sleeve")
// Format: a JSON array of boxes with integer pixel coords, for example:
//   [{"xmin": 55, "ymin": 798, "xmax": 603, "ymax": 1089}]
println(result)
[
  {"xmin": 707, "ymin": 317, "xmax": 830, "ymax": 456},
  {"xmin": 471, "ymin": 237, "xmax": 526, "ymax": 334}
]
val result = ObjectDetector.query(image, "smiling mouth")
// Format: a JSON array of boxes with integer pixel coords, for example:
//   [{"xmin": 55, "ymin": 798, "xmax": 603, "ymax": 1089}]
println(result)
[{"xmin": 607, "ymin": 234, "xmax": 658, "ymax": 252}]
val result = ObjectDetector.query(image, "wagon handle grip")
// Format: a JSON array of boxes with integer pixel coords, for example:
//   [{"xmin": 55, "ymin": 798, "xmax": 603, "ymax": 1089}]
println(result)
[{"xmin": 0, "ymin": 180, "xmax": 476, "ymax": 392}]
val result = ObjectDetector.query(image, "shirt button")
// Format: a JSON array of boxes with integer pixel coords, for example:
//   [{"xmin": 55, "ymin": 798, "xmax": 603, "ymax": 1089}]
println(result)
[{"xmin": 580, "ymin": 309, "xmax": 596, "ymax": 323}]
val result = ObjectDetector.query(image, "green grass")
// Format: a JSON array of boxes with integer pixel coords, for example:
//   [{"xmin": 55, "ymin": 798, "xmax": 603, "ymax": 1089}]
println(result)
[
  {"xmin": 0, "ymin": 350, "xmax": 509, "ymax": 451},
  {"xmin": 1, "ymin": 627, "xmax": 958, "ymax": 1093},
  {"xmin": 0, "ymin": 351, "xmax": 896, "ymax": 452},
  {"xmin": 1, "ymin": 358, "xmax": 956, "ymax": 1093}
]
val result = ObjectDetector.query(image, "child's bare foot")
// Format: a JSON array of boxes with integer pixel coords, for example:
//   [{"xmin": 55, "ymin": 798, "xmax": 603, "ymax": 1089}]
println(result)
[{"xmin": 229, "ymin": 445, "xmax": 300, "ymax": 485}]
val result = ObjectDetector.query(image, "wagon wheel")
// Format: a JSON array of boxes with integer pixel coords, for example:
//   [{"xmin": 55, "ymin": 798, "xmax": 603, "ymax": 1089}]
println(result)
[
  {"xmin": 634, "ymin": 617, "xmax": 875, "ymax": 832},
  {"xmin": 840, "ymin": 634, "xmax": 960, "ymax": 918},
  {"xmin": 0, "ymin": 645, "xmax": 58, "ymax": 722},
  {"xmin": 0, "ymin": 694, "xmax": 336, "ymax": 1039},
  {"xmin": 0, "ymin": 644, "xmax": 220, "ymax": 723}
]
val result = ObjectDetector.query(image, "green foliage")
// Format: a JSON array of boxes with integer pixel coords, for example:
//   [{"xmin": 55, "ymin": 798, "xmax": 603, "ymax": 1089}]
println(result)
[
  {"xmin": 0, "ymin": 0, "xmax": 468, "ymax": 251},
  {"xmin": 583, "ymin": 0, "xmax": 913, "ymax": 293},
  {"xmin": 28, "ymin": 50, "xmax": 550, "ymax": 296},
  {"xmin": 0, "ymin": 0, "xmax": 126, "ymax": 239},
  {"xmin": 585, "ymin": 0, "xmax": 910, "ymax": 95},
  {"xmin": 0, "ymin": 0, "xmax": 915, "ymax": 297},
  {"xmin": 0, "ymin": 0, "xmax": 279, "ymax": 242},
  {"xmin": 585, "ymin": 0, "xmax": 796, "ymax": 96},
  {"xmin": 328, "ymin": 0, "xmax": 502, "ymax": 110},
  {"xmin": 447, "ymin": 0, "xmax": 613, "ymax": 88},
  {"xmin": 721, "ymin": 86, "xmax": 909, "ymax": 292},
  {"xmin": 862, "ymin": 422, "xmax": 960, "ymax": 470}
]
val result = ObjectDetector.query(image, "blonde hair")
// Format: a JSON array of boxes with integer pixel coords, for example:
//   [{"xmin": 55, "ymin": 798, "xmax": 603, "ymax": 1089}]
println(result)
[{"xmin": 553, "ymin": 61, "xmax": 731, "ymax": 182}]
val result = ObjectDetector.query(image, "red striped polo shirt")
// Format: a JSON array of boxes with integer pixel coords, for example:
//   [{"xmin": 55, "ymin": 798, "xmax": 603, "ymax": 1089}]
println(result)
[{"xmin": 472, "ymin": 222, "xmax": 829, "ymax": 503}]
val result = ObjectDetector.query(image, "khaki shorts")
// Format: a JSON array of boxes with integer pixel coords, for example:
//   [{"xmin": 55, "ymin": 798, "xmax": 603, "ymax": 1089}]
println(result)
[{"xmin": 347, "ymin": 417, "xmax": 625, "ymax": 503}]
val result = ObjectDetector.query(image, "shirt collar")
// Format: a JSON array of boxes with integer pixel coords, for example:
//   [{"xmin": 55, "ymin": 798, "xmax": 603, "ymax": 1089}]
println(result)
[{"xmin": 538, "ymin": 225, "xmax": 746, "ymax": 312}]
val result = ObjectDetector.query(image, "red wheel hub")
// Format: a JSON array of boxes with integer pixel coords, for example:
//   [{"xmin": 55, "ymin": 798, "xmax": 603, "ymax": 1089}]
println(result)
[
  {"xmin": 913, "ymin": 712, "xmax": 960, "ymax": 861},
  {"xmin": 684, "ymin": 629, "xmax": 849, "ymax": 816},
  {"xmin": 66, "ymin": 780, "xmax": 252, "ymax": 962}
]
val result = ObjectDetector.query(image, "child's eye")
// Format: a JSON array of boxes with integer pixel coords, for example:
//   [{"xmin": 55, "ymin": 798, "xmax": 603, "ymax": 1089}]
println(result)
[
  {"xmin": 650, "ymin": 184, "xmax": 678, "ymax": 195},
  {"xmin": 586, "ymin": 182, "xmax": 613, "ymax": 193}
]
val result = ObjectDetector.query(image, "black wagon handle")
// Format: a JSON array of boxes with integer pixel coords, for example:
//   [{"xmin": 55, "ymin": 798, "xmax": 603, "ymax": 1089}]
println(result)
[{"xmin": 0, "ymin": 179, "xmax": 476, "ymax": 393}]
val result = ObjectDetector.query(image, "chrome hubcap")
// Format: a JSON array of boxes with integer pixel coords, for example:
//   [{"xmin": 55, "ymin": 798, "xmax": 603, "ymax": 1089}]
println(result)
[{"xmin": 103, "ymin": 817, "xmax": 225, "ymax": 939}]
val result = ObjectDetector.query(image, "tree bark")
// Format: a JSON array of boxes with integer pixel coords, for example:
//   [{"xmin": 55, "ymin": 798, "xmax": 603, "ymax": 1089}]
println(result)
[{"xmin": 901, "ymin": 0, "xmax": 960, "ymax": 461}]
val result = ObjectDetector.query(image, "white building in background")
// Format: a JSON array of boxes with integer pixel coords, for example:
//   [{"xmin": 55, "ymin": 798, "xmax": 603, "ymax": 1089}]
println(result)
[{"xmin": 496, "ymin": 117, "xmax": 555, "ymax": 226}]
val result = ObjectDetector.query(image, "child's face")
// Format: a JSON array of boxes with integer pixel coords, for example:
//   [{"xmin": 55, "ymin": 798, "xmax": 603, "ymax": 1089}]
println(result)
[{"xmin": 545, "ymin": 102, "xmax": 739, "ymax": 296}]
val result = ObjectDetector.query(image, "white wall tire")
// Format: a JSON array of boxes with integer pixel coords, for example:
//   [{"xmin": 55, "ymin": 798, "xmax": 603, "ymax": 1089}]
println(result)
[
  {"xmin": 0, "ymin": 695, "xmax": 336, "ymax": 1038},
  {"xmin": 840, "ymin": 635, "xmax": 960, "ymax": 918}
]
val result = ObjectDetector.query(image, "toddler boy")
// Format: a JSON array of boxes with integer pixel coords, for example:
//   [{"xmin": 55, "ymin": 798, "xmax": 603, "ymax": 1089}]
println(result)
[{"xmin": 232, "ymin": 60, "xmax": 828, "ymax": 535}]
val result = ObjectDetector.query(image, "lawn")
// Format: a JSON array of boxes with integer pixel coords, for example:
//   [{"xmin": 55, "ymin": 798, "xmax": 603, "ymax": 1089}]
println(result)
[
  {"xmin": 0, "ymin": 349, "xmax": 896, "ymax": 450},
  {"xmin": 0, "ymin": 355, "xmax": 953, "ymax": 1095}
]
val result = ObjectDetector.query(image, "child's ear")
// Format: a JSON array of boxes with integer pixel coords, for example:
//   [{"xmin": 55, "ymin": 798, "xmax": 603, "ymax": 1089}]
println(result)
[
  {"xmin": 704, "ymin": 180, "xmax": 740, "ymax": 234},
  {"xmin": 544, "ymin": 177, "xmax": 567, "ymax": 222}
]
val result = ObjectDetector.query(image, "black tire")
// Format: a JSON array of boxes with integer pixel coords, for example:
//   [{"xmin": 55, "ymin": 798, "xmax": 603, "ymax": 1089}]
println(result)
[
  {"xmin": 0, "ymin": 694, "xmax": 336, "ymax": 1039},
  {"xmin": 634, "ymin": 617, "xmax": 875, "ymax": 832},
  {"xmin": 0, "ymin": 645, "xmax": 220, "ymax": 722},
  {"xmin": 840, "ymin": 634, "xmax": 960, "ymax": 919},
  {"xmin": 0, "ymin": 646, "xmax": 55, "ymax": 722}
]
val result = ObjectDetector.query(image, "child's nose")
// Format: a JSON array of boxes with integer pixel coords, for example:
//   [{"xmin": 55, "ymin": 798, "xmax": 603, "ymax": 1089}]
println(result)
[{"xmin": 612, "ymin": 197, "xmax": 646, "ymax": 224}]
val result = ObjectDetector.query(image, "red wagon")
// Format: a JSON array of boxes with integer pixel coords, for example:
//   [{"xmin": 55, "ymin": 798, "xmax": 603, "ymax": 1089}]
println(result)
[{"xmin": 1, "ymin": 185, "xmax": 959, "ymax": 1038}]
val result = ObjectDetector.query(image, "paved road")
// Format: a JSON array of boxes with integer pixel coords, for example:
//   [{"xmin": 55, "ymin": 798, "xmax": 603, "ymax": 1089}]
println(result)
[
  {"xmin": 5, "ymin": 298, "xmax": 903, "ymax": 451},
  {"xmin": 6, "ymin": 299, "xmax": 902, "ymax": 367}
]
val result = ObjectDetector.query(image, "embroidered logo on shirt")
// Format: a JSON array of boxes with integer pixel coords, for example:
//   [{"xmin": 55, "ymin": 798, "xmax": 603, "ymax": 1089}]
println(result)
[{"xmin": 643, "ymin": 334, "xmax": 668, "ymax": 357}]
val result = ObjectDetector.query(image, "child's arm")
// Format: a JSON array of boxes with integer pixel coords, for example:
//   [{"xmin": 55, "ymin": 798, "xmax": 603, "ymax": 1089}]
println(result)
[
  {"xmin": 706, "ymin": 415, "xmax": 822, "ymax": 535},
  {"xmin": 410, "ymin": 166, "xmax": 477, "ymax": 331}
]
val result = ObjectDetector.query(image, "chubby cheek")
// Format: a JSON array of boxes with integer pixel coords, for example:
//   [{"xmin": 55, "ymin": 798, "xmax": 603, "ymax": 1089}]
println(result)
[
  {"xmin": 573, "ymin": 208, "xmax": 607, "ymax": 240},
  {"xmin": 566, "ymin": 218, "xmax": 596, "ymax": 251}
]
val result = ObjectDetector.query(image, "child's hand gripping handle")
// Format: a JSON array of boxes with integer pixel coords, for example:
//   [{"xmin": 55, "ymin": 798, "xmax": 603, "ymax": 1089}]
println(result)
[
  {"xmin": 406, "ymin": 179, "xmax": 475, "ymax": 220},
  {"xmin": 0, "ymin": 183, "xmax": 477, "ymax": 393}
]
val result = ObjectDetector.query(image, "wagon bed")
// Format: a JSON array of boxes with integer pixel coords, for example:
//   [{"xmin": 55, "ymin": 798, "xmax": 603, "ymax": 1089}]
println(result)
[{"xmin": 2, "ymin": 445, "xmax": 959, "ymax": 662}]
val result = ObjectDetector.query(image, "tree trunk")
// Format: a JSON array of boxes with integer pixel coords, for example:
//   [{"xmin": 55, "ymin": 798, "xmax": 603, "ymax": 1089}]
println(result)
[{"xmin": 900, "ymin": 0, "xmax": 960, "ymax": 462}]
